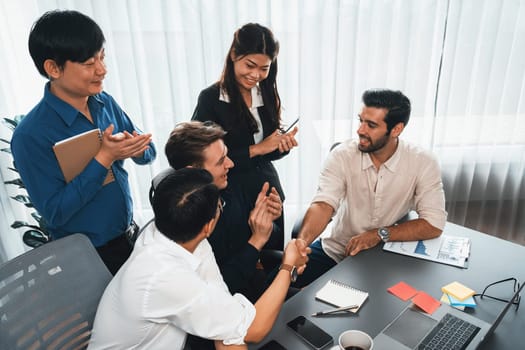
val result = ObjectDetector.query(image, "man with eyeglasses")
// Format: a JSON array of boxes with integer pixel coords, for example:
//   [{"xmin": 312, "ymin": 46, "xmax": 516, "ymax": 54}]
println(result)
[{"xmin": 89, "ymin": 168, "xmax": 307, "ymax": 349}]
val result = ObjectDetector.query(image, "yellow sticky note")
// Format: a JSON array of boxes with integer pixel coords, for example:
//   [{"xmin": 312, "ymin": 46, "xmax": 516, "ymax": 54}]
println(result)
[{"xmin": 441, "ymin": 281, "xmax": 475, "ymax": 301}]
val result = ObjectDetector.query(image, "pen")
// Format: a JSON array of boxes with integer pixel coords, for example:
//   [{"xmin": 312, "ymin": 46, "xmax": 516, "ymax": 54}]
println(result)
[
  {"xmin": 283, "ymin": 117, "xmax": 299, "ymax": 133},
  {"xmin": 311, "ymin": 304, "xmax": 359, "ymax": 317}
]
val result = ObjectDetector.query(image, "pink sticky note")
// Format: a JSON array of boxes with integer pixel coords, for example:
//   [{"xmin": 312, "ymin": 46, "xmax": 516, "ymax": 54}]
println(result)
[
  {"xmin": 412, "ymin": 291, "xmax": 441, "ymax": 314},
  {"xmin": 388, "ymin": 281, "xmax": 418, "ymax": 301}
]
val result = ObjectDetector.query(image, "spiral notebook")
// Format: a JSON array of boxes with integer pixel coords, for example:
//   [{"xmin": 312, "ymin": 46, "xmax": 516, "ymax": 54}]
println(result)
[{"xmin": 315, "ymin": 279, "xmax": 369, "ymax": 313}]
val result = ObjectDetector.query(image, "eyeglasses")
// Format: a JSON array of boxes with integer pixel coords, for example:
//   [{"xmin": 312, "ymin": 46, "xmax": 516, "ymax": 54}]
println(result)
[
  {"xmin": 475, "ymin": 277, "xmax": 521, "ymax": 311},
  {"xmin": 217, "ymin": 197, "xmax": 226, "ymax": 214}
]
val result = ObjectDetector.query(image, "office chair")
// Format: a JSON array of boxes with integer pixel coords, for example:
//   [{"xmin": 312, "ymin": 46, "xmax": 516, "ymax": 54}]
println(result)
[{"xmin": 0, "ymin": 233, "xmax": 112, "ymax": 350}]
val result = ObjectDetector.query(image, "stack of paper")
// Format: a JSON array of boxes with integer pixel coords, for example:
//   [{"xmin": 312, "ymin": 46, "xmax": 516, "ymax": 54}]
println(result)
[
  {"xmin": 383, "ymin": 234, "xmax": 471, "ymax": 268},
  {"xmin": 441, "ymin": 281, "xmax": 476, "ymax": 309}
]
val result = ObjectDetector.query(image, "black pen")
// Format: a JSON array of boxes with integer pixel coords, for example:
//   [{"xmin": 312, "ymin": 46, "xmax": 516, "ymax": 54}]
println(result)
[
  {"xmin": 283, "ymin": 117, "xmax": 299, "ymax": 133},
  {"xmin": 311, "ymin": 304, "xmax": 359, "ymax": 317}
]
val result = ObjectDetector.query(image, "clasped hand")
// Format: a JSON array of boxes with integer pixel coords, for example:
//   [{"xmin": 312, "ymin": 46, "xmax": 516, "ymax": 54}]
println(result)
[
  {"xmin": 283, "ymin": 239, "xmax": 309, "ymax": 275},
  {"xmin": 96, "ymin": 124, "xmax": 152, "ymax": 167},
  {"xmin": 257, "ymin": 127, "xmax": 299, "ymax": 155}
]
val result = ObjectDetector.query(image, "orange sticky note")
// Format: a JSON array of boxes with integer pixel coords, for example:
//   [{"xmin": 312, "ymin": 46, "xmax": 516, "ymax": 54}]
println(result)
[
  {"xmin": 388, "ymin": 281, "xmax": 418, "ymax": 301},
  {"xmin": 412, "ymin": 291, "xmax": 441, "ymax": 314}
]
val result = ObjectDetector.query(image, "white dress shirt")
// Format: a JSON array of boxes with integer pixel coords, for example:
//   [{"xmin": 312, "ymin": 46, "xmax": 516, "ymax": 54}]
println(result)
[
  {"xmin": 316, "ymin": 139, "xmax": 447, "ymax": 262},
  {"xmin": 220, "ymin": 86, "xmax": 265, "ymax": 143},
  {"xmin": 88, "ymin": 224, "xmax": 256, "ymax": 349}
]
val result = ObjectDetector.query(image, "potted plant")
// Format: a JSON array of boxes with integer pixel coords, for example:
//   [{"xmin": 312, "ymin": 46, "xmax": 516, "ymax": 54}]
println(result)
[{"xmin": 1, "ymin": 116, "xmax": 50, "ymax": 247}]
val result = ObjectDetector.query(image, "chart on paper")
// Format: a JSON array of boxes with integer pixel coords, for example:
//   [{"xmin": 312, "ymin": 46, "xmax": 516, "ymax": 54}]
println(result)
[{"xmin": 383, "ymin": 235, "xmax": 470, "ymax": 268}]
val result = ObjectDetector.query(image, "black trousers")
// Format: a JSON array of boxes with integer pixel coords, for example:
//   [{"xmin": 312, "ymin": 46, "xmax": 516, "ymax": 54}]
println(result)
[{"xmin": 96, "ymin": 234, "xmax": 132, "ymax": 275}]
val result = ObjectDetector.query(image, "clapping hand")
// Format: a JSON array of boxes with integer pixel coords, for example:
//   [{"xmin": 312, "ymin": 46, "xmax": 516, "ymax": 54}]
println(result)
[{"xmin": 96, "ymin": 124, "xmax": 152, "ymax": 167}]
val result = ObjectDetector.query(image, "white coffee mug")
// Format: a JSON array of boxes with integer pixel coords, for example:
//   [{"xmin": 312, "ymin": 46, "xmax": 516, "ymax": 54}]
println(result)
[{"xmin": 338, "ymin": 329, "xmax": 374, "ymax": 350}]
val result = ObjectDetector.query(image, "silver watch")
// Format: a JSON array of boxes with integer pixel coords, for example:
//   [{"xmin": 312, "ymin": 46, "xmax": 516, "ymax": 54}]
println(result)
[{"xmin": 377, "ymin": 227, "xmax": 390, "ymax": 242}]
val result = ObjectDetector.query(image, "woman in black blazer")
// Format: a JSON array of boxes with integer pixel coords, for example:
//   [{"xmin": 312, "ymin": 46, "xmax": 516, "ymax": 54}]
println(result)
[{"xmin": 192, "ymin": 23, "xmax": 298, "ymax": 250}]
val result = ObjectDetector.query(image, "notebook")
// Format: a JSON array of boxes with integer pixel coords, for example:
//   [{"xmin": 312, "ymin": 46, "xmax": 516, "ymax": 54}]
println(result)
[
  {"xmin": 315, "ymin": 279, "xmax": 368, "ymax": 313},
  {"xmin": 53, "ymin": 129, "xmax": 113, "ymax": 185},
  {"xmin": 373, "ymin": 280, "xmax": 524, "ymax": 349}
]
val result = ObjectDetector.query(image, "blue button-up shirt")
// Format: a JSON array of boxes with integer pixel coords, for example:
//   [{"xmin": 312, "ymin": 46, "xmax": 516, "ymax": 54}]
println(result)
[{"xmin": 11, "ymin": 83, "xmax": 156, "ymax": 246}]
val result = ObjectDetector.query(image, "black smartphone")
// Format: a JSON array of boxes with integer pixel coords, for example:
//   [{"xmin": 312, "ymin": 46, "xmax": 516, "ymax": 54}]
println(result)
[
  {"xmin": 258, "ymin": 339, "xmax": 287, "ymax": 350},
  {"xmin": 286, "ymin": 315, "xmax": 333, "ymax": 349},
  {"xmin": 283, "ymin": 117, "xmax": 299, "ymax": 133}
]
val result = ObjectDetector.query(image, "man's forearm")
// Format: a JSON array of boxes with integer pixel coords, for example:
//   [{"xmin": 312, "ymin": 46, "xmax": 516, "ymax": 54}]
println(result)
[
  {"xmin": 388, "ymin": 218, "xmax": 442, "ymax": 241},
  {"xmin": 244, "ymin": 269, "xmax": 290, "ymax": 343},
  {"xmin": 297, "ymin": 202, "xmax": 334, "ymax": 245}
]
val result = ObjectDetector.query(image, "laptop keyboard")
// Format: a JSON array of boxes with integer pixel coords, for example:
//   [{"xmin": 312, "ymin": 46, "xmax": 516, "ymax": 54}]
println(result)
[{"xmin": 418, "ymin": 313, "xmax": 481, "ymax": 350}]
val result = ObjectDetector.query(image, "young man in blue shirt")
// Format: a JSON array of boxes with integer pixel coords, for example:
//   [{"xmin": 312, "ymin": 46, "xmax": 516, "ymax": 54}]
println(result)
[{"xmin": 11, "ymin": 10, "xmax": 156, "ymax": 274}]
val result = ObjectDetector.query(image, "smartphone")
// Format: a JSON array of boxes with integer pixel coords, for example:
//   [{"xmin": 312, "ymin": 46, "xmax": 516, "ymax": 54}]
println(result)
[
  {"xmin": 286, "ymin": 315, "xmax": 333, "ymax": 349},
  {"xmin": 258, "ymin": 339, "xmax": 287, "ymax": 350},
  {"xmin": 283, "ymin": 117, "xmax": 299, "ymax": 133}
]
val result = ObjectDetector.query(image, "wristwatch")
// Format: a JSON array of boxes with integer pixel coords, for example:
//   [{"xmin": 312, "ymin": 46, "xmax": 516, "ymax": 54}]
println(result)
[
  {"xmin": 377, "ymin": 227, "xmax": 391, "ymax": 242},
  {"xmin": 279, "ymin": 264, "xmax": 298, "ymax": 283}
]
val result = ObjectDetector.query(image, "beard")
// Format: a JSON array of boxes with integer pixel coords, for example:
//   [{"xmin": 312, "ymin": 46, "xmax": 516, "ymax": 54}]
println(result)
[{"xmin": 358, "ymin": 133, "xmax": 389, "ymax": 153}]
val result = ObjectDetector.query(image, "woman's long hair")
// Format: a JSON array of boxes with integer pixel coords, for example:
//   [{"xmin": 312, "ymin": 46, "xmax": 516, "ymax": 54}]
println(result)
[{"xmin": 219, "ymin": 23, "xmax": 281, "ymax": 134}]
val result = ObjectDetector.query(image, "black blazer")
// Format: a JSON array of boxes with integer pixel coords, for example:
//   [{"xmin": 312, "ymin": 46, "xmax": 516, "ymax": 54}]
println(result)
[
  {"xmin": 191, "ymin": 84, "xmax": 288, "ymax": 203},
  {"xmin": 191, "ymin": 84, "xmax": 288, "ymax": 298}
]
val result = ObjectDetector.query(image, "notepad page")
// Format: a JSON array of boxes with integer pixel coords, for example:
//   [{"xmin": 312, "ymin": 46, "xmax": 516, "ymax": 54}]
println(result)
[{"xmin": 315, "ymin": 279, "xmax": 368, "ymax": 312}]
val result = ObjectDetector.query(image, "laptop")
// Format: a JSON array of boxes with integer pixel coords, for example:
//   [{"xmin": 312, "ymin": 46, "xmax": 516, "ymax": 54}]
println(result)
[{"xmin": 373, "ymin": 281, "xmax": 524, "ymax": 349}]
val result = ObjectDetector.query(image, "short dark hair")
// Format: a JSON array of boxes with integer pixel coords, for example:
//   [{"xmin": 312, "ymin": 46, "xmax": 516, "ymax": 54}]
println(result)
[
  {"xmin": 362, "ymin": 89, "xmax": 411, "ymax": 133},
  {"xmin": 28, "ymin": 10, "xmax": 105, "ymax": 78},
  {"xmin": 165, "ymin": 121, "xmax": 226, "ymax": 169},
  {"xmin": 153, "ymin": 168, "xmax": 219, "ymax": 243}
]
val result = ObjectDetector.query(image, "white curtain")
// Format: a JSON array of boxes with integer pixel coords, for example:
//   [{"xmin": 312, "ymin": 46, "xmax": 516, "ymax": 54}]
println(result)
[
  {"xmin": 435, "ymin": 0, "xmax": 525, "ymax": 244},
  {"xmin": 1, "ymin": 0, "xmax": 524, "ymax": 263}
]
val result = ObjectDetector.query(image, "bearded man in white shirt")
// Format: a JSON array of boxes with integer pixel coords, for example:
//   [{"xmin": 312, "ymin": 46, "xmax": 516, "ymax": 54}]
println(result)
[{"xmin": 89, "ymin": 168, "xmax": 306, "ymax": 349}]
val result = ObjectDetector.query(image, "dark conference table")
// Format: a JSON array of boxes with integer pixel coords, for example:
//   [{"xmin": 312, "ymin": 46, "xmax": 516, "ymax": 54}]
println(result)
[{"xmin": 250, "ymin": 222, "xmax": 525, "ymax": 349}]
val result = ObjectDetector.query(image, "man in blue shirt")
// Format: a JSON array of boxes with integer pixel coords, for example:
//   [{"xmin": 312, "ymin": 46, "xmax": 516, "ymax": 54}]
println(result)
[{"xmin": 11, "ymin": 10, "xmax": 156, "ymax": 274}]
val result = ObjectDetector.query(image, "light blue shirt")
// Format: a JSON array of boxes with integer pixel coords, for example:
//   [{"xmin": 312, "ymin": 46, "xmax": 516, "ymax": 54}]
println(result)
[{"xmin": 11, "ymin": 83, "xmax": 156, "ymax": 246}]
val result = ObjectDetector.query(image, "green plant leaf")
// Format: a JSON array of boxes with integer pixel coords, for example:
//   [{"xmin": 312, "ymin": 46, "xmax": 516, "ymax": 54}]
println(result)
[
  {"xmin": 10, "ymin": 221, "xmax": 41, "ymax": 230},
  {"xmin": 31, "ymin": 212, "xmax": 43, "ymax": 226},
  {"xmin": 11, "ymin": 220, "xmax": 29, "ymax": 228},
  {"xmin": 10, "ymin": 194, "xmax": 34, "ymax": 208},
  {"xmin": 4, "ymin": 178, "xmax": 24, "ymax": 188},
  {"xmin": 23, "ymin": 229, "xmax": 50, "ymax": 247},
  {"xmin": 2, "ymin": 117, "xmax": 18, "ymax": 131}
]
